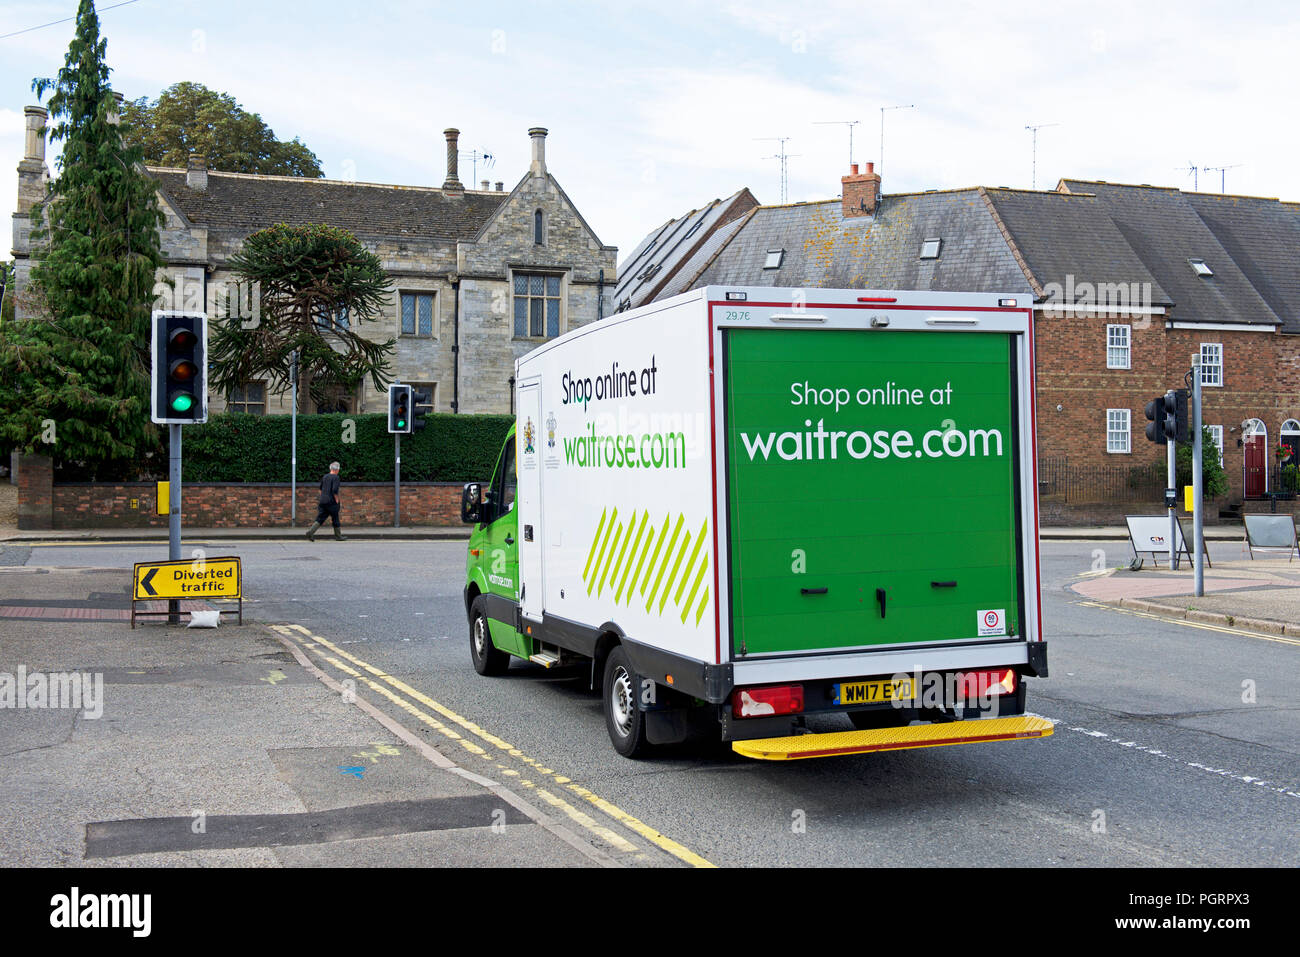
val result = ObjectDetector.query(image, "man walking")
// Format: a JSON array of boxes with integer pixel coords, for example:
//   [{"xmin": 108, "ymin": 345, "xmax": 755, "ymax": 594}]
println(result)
[{"xmin": 306, "ymin": 461, "xmax": 348, "ymax": 541}]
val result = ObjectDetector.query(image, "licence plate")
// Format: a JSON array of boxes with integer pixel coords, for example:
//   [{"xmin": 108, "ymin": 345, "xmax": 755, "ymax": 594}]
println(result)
[{"xmin": 833, "ymin": 678, "xmax": 916, "ymax": 706}]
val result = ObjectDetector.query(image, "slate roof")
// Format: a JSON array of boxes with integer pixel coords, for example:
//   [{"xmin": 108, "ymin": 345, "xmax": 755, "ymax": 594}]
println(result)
[
  {"xmin": 654, "ymin": 212, "xmax": 752, "ymax": 300},
  {"xmin": 614, "ymin": 188, "xmax": 758, "ymax": 309},
  {"xmin": 1180, "ymin": 191, "xmax": 1300, "ymax": 334},
  {"xmin": 692, "ymin": 190, "xmax": 1032, "ymax": 294},
  {"xmin": 1060, "ymin": 180, "xmax": 1282, "ymax": 328},
  {"xmin": 149, "ymin": 167, "xmax": 507, "ymax": 243},
  {"xmin": 982, "ymin": 188, "xmax": 1171, "ymax": 305}
]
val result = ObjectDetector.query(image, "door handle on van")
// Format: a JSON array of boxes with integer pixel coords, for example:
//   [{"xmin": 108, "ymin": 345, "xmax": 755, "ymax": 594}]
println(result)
[
  {"xmin": 876, "ymin": 588, "xmax": 887, "ymax": 618},
  {"xmin": 931, "ymin": 580, "xmax": 957, "ymax": 588},
  {"xmin": 800, "ymin": 587, "xmax": 828, "ymax": 595}
]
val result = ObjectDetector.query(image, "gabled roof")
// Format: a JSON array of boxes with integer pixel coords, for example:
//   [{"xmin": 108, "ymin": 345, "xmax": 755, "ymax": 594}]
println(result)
[
  {"xmin": 1060, "ymin": 180, "xmax": 1281, "ymax": 328},
  {"xmin": 1180, "ymin": 191, "xmax": 1300, "ymax": 333},
  {"xmin": 614, "ymin": 188, "xmax": 758, "ymax": 309},
  {"xmin": 149, "ymin": 167, "xmax": 506, "ymax": 243},
  {"xmin": 982, "ymin": 188, "xmax": 1171, "ymax": 305},
  {"xmin": 692, "ymin": 190, "xmax": 1031, "ymax": 294}
]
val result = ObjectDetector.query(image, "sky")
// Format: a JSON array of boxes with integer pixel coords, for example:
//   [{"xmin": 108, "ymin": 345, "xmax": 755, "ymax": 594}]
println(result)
[{"xmin": 2, "ymin": 0, "xmax": 1298, "ymax": 264}]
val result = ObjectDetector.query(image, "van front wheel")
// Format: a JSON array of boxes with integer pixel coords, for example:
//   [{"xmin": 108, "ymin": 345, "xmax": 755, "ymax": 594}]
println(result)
[
  {"xmin": 470, "ymin": 597, "xmax": 510, "ymax": 676},
  {"xmin": 603, "ymin": 646, "xmax": 651, "ymax": 758}
]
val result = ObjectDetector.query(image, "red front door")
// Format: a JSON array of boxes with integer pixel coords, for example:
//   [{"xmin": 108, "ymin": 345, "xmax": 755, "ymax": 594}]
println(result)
[{"xmin": 1244, "ymin": 435, "xmax": 1266, "ymax": 497}]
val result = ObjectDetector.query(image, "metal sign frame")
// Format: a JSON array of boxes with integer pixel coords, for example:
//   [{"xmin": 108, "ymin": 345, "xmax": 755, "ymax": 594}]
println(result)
[
  {"xmin": 1124, "ymin": 515, "xmax": 1213, "ymax": 569},
  {"xmin": 1243, "ymin": 514, "xmax": 1298, "ymax": 561}
]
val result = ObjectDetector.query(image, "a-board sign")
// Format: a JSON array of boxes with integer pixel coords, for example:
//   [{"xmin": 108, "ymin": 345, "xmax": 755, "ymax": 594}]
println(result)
[
  {"xmin": 133, "ymin": 556, "xmax": 241, "ymax": 600},
  {"xmin": 1243, "ymin": 514, "xmax": 1297, "ymax": 560},
  {"xmin": 1124, "ymin": 516, "xmax": 1212, "ymax": 568}
]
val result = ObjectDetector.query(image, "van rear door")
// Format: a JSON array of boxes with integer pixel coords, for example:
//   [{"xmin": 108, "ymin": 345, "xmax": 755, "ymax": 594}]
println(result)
[{"xmin": 723, "ymin": 325, "xmax": 1023, "ymax": 657}]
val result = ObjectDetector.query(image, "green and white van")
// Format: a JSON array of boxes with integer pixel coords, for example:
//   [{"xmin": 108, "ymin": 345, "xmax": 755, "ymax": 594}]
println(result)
[{"xmin": 462, "ymin": 286, "xmax": 1051, "ymax": 759}]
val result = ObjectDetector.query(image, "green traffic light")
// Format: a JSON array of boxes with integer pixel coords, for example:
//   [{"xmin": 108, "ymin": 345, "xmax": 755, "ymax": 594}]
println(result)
[
  {"xmin": 397, "ymin": 419, "xmax": 406, "ymax": 429},
  {"xmin": 170, "ymin": 393, "xmax": 194, "ymax": 413}
]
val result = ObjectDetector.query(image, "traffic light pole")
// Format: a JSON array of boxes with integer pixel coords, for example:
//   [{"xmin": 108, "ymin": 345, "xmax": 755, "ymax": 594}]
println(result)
[
  {"xmin": 1167, "ymin": 433, "xmax": 1177, "ymax": 570},
  {"xmin": 168, "ymin": 424, "xmax": 182, "ymax": 624},
  {"xmin": 394, "ymin": 433, "xmax": 401, "ymax": 528},
  {"xmin": 1192, "ymin": 357, "xmax": 1205, "ymax": 597}
]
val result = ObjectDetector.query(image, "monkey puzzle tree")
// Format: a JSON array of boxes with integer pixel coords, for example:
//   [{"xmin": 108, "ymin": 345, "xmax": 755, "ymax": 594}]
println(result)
[
  {"xmin": 210, "ymin": 223, "xmax": 394, "ymax": 413},
  {"xmin": 0, "ymin": 0, "xmax": 165, "ymax": 477}
]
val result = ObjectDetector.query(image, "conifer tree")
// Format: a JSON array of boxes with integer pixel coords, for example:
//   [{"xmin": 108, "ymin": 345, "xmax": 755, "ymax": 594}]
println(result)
[{"xmin": 0, "ymin": 0, "xmax": 164, "ymax": 478}]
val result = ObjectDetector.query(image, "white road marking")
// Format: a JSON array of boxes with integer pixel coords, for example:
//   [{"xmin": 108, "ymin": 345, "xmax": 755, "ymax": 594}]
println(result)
[{"xmin": 1029, "ymin": 712, "xmax": 1300, "ymax": 800}]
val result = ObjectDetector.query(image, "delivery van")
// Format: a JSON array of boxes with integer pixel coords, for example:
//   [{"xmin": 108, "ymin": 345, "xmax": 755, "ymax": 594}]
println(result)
[{"xmin": 461, "ymin": 286, "xmax": 1052, "ymax": 759}]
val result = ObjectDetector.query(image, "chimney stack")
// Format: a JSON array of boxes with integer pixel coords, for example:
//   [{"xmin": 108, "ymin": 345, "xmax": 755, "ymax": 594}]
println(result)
[
  {"xmin": 842, "ymin": 161, "xmax": 881, "ymax": 218},
  {"xmin": 16, "ymin": 106, "xmax": 49, "ymax": 214},
  {"xmin": 443, "ymin": 128, "xmax": 463, "ymax": 193},
  {"xmin": 528, "ymin": 127, "xmax": 548, "ymax": 177},
  {"xmin": 481, "ymin": 179, "xmax": 490, "ymax": 191},
  {"xmin": 495, "ymin": 181, "xmax": 504, "ymax": 192},
  {"xmin": 23, "ymin": 106, "xmax": 47, "ymax": 165},
  {"xmin": 186, "ymin": 154, "xmax": 208, "ymax": 191}
]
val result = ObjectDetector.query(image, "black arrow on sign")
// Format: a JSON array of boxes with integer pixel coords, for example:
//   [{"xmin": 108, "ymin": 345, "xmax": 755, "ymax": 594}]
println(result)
[{"xmin": 140, "ymin": 567, "xmax": 159, "ymax": 597}]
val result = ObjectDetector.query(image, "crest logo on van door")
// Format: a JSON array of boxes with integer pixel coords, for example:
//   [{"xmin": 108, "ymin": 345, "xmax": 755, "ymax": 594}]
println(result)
[
  {"xmin": 546, "ymin": 412, "xmax": 556, "ymax": 448},
  {"xmin": 523, "ymin": 417, "xmax": 536, "ymax": 455}
]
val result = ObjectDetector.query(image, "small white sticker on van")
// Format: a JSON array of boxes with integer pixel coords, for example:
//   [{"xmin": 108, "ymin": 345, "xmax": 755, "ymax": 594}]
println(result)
[{"xmin": 977, "ymin": 609, "xmax": 1006, "ymax": 637}]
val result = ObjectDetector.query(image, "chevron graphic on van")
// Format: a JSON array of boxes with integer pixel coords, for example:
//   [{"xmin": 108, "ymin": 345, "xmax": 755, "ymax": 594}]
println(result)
[{"xmin": 583, "ymin": 508, "xmax": 711, "ymax": 626}]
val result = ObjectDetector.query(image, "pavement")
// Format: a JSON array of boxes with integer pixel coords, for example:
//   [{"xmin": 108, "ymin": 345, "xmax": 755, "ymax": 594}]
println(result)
[
  {"xmin": 1071, "ymin": 540, "xmax": 1300, "ymax": 636},
  {"xmin": 0, "ymin": 522, "xmax": 1254, "ymax": 543},
  {"xmin": 0, "ymin": 564, "xmax": 618, "ymax": 867}
]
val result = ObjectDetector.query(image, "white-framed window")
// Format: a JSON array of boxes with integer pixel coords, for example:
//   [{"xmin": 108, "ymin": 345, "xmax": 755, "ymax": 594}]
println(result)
[
  {"xmin": 1107, "ymin": 408, "xmax": 1131, "ymax": 453},
  {"xmin": 1106, "ymin": 324, "xmax": 1131, "ymax": 369},
  {"xmin": 227, "ymin": 381, "xmax": 266, "ymax": 415},
  {"xmin": 920, "ymin": 238, "xmax": 941, "ymax": 259},
  {"xmin": 764, "ymin": 249, "xmax": 784, "ymax": 269},
  {"xmin": 1200, "ymin": 342, "xmax": 1223, "ymax": 386},
  {"xmin": 1207, "ymin": 424, "xmax": 1224, "ymax": 468},
  {"xmin": 513, "ymin": 272, "xmax": 562, "ymax": 339},
  {"xmin": 400, "ymin": 292, "xmax": 436, "ymax": 338}
]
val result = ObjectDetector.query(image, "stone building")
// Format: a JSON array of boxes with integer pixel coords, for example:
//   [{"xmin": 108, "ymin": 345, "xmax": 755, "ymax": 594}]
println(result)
[
  {"xmin": 12, "ymin": 108, "xmax": 618, "ymax": 415},
  {"xmin": 622, "ymin": 163, "xmax": 1300, "ymax": 510}
]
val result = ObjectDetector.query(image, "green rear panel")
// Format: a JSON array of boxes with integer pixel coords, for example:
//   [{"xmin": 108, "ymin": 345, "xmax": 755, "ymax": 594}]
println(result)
[{"xmin": 725, "ymin": 328, "xmax": 1021, "ymax": 656}]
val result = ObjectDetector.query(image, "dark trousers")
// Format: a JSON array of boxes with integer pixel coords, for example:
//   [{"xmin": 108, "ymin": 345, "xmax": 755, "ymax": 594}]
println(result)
[{"xmin": 314, "ymin": 502, "xmax": 341, "ymax": 529}]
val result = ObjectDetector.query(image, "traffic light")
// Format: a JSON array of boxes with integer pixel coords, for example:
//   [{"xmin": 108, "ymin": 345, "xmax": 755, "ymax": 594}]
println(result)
[
  {"xmin": 411, "ymin": 388, "xmax": 433, "ymax": 432},
  {"xmin": 388, "ymin": 384, "xmax": 413, "ymax": 433},
  {"xmin": 1144, "ymin": 395, "xmax": 1167, "ymax": 444},
  {"xmin": 1170, "ymin": 389, "xmax": 1190, "ymax": 444},
  {"xmin": 151, "ymin": 311, "xmax": 207, "ymax": 424}
]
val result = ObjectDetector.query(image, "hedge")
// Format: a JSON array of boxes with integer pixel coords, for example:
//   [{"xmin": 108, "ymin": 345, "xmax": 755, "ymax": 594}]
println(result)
[{"xmin": 179, "ymin": 412, "xmax": 513, "ymax": 483}]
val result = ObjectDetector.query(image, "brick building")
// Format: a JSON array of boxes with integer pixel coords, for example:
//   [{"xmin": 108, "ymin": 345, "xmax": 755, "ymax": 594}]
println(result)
[
  {"xmin": 623, "ymin": 163, "xmax": 1300, "ymax": 507},
  {"xmin": 12, "ymin": 106, "xmax": 618, "ymax": 416}
]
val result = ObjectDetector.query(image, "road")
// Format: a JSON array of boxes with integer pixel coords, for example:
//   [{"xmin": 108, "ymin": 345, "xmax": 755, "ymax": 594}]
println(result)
[{"xmin": 14, "ymin": 537, "xmax": 1299, "ymax": 867}]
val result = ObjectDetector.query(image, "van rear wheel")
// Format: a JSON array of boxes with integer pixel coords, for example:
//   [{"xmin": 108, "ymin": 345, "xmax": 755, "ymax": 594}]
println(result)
[
  {"xmin": 603, "ymin": 646, "xmax": 651, "ymax": 758},
  {"xmin": 469, "ymin": 597, "xmax": 510, "ymax": 676}
]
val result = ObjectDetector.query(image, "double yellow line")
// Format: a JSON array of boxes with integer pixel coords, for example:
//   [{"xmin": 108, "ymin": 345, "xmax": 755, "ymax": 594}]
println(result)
[{"xmin": 273, "ymin": 623, "xmax": 715, "ymax": 868}]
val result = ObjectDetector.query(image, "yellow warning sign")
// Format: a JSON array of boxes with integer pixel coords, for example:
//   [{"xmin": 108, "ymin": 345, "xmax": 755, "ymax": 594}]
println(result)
[{"xmin": 133, "ymin": 556, "xmax": 241, "ymax": 600}]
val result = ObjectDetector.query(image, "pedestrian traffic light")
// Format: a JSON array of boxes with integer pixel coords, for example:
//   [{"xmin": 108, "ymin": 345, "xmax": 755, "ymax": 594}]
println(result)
[
  {"xmin": 411, "ymin": 388, "xmax": 433, "ymax": 432},
  {"xmin": 388, "ymin": 384, "xmax": 413, "ymax": 434},
  {"xmin": 151, "ymin": 311, "xmax": 207, "ymax": 424},
  {"xmin": 1145, "ymin": 394, "xmax": 1170, "ymax": 444}
]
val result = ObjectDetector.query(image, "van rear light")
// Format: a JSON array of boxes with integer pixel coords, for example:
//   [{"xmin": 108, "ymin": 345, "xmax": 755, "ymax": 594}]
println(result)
[
  {"xmin": 957, "ymin": 669, "xmax": 1017, "ymax": 700},
  {"xmin": 733, "ymin": 684, "xmax": 804, "ymax": 718}
]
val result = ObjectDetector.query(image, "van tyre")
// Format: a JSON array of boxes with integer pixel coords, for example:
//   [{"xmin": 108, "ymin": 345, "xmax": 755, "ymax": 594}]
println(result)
[
  {"xmin": 470, "ymin": 597, "xmax": 509, "ymax": 676},
  {"xmin": 603, "ymin": 645, "xmax": 651, "ymax": 758}
]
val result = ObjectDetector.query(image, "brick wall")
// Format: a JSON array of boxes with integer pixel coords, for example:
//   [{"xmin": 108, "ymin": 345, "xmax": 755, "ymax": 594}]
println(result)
[
  {"xmin": 17, "ymin": 454, "xmax": 52, "ymax": 530},
  {"xmin": 1035, "ymin": 311, "xmax": 1300, "ymax": 504},
  {"xmin": 47, "ymin": 481, "xmax": 465, "ymax": 529}
]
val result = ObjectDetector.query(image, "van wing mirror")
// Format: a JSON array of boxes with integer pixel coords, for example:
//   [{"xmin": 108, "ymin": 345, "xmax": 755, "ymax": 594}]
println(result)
[{"xmin": 461, "ymin": 483, "xmax": 483, "ymax": 524}]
